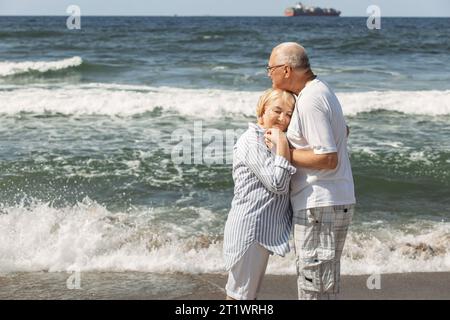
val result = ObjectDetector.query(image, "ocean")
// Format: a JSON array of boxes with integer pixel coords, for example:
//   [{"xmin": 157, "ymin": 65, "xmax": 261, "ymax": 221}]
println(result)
[{"xmin": 0, "ymin": 16, "xmax": 449, "ymax": 278}]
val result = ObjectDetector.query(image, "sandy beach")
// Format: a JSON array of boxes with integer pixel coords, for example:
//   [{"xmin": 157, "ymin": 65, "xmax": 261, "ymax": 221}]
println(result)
[{"xmin": 0, "ymin": 272, "xmax": 448, "ymax": 300}]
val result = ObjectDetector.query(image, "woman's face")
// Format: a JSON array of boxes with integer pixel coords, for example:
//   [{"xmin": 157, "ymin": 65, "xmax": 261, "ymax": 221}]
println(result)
[{"xmin": 259, "ymin": 98, "xmax": 294, "ymax": 132}]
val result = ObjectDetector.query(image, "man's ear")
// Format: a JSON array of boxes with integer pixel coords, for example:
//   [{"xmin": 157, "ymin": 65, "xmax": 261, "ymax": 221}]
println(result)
[{"xmin": 284, "ymin": 66, "xmax": 291, "ymax": 78}]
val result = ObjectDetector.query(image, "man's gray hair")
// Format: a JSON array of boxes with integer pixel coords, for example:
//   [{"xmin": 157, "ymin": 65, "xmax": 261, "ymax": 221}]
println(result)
[{"xmin": 273, "ymin": 42, "xmax": 310, "ymax": 70}]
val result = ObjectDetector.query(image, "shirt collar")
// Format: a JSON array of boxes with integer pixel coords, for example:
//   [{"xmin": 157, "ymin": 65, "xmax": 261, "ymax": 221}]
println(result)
[
  {"xmin": 299, "ymin": 76, "xmax": 319, "ymax": 96},
  {"xmin": 248, "ymin": 122, "xmax": 265, "ymax": 133}
]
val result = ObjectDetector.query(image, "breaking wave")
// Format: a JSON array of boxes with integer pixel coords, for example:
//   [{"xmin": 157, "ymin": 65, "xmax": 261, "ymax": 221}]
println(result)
[
  {"xmin": 0, "ymin": 200, "xmax": 448, "ymax": 275},
  {"xmin": 0, "ymin": 84, "xmax": 449, "ymax": 117},
  {"xmin": 0, "ymin": 57, "xmax": 83, "ymax": 77}
]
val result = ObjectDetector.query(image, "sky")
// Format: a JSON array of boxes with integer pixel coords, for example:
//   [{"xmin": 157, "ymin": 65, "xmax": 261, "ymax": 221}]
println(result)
[{"xmin": 0, "ymin": 0, "xmax": 449, "ymax": 17}]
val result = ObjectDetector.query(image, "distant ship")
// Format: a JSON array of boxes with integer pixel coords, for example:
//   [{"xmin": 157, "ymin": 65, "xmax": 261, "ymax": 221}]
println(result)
[{"xmin": 284, "ymin": 2, "xmax": 341, "ymax": 17}]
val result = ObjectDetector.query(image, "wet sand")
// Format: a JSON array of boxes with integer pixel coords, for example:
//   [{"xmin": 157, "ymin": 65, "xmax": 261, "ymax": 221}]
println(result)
[{"xmin": 0, "ymin": 272, "xmax": 449, "ymax": 300}]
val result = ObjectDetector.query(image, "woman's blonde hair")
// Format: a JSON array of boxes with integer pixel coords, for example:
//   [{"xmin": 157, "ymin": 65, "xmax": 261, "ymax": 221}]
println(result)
[{"xmin": 256, "ymin": 88, "xmax": 296, "ymax": 119}]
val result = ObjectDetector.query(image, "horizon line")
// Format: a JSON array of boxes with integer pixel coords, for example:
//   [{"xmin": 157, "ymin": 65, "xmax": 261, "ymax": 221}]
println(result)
[{"xmin": 0, "ymin": 14, "xmax": 449, "ymax": 18}]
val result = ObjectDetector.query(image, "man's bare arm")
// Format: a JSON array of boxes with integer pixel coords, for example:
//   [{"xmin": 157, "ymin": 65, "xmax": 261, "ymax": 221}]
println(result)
[{"xmin": 290, "ymin": 149, "xmax": 338, "ymax": 170}]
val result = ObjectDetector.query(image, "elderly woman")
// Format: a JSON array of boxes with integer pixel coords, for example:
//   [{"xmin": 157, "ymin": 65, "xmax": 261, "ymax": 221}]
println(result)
[{"xmin": 223, "ymin": 88, "xmax": 296, "ymax": 300}]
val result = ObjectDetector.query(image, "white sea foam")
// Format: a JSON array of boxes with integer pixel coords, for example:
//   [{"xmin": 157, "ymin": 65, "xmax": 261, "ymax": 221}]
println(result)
[
  {"xmin": 338, "ymin": 90, "xmax": 450, "ymax": 116},
  {"xmin": 0, "ymin": 57, "xmax": 83, "ymax": 77},
  {"xmin": 0, "ymin": 200, "xmax": 448, "ymax": 275},
  {"xmin": 0, "ymin": 84, "xmax": 449, "ymax": 117}
]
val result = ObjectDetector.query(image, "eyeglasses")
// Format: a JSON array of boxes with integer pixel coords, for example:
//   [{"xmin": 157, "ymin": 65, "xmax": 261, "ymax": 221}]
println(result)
[{"xmin": 266, "ymin": 64, "xmax": 285, "ymax": 73}]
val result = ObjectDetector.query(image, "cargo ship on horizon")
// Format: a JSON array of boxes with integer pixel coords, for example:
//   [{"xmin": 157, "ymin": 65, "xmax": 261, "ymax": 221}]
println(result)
[{"xmin": 285, "ymin": 2, "xmax": 341, "ymax": 17}]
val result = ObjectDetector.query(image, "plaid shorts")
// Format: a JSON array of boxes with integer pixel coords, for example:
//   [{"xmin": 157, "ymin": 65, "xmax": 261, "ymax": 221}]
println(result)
[{"xmin": 293, "ymin": 204, "xmax": 354, "ymax": 297}]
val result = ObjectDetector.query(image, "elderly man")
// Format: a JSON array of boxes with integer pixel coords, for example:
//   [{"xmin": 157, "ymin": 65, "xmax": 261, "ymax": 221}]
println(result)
[{"xmin": 265, "ymin": 42, "xmax": 356, "ymax": 300}]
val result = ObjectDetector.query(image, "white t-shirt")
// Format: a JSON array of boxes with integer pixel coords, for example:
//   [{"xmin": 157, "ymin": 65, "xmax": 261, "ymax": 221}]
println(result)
[{"xmin": 287, "ymin": 77, "xmax": 356, "ymax": 211}]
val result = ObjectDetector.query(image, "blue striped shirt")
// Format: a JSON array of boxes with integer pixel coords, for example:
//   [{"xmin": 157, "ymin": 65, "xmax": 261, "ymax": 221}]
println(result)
[{"xmin": 223, "ymin": 123, "xmax": 296, "ymax": 270}]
